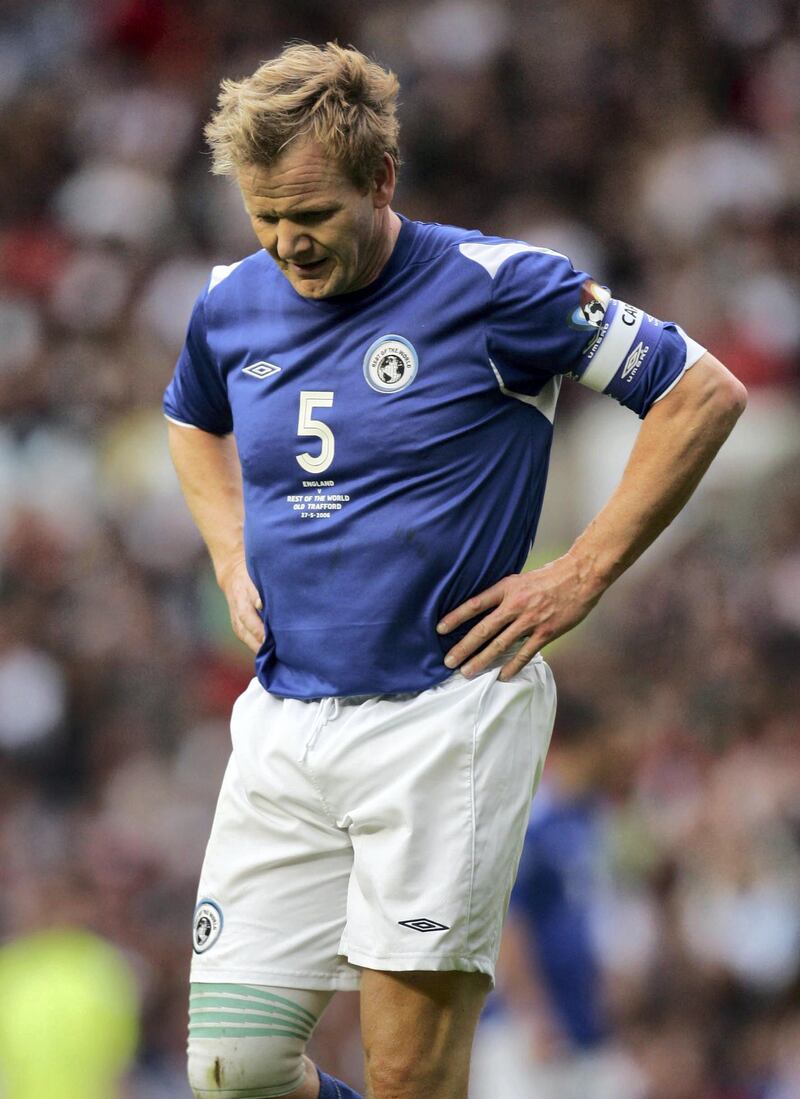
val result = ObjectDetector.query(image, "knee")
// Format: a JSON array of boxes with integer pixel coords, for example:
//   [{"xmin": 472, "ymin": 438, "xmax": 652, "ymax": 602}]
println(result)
[
  {"xmin": 361, "ymin": 969, "xmax": 488, "ymax": 1098},
  {"xmin": 187, "ymin": 982, "xmax": 329, "ymax": 1098},
  {"xmin": 364, "ymin": 1049, "xmax": 447, "ymax": 1099},
  {"xmin": 188, "ymin": 1040, "xmax": 308, "ymax": 1097}
]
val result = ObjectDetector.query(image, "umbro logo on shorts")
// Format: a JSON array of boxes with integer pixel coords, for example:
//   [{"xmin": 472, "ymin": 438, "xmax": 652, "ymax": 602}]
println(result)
[
  {"xmin": 398, "ymin": 918, "xmax": 450, "ymax": 933},
  {"xmin": 242, "ymin": 361, "xmax": 281, "ymax": 378}
]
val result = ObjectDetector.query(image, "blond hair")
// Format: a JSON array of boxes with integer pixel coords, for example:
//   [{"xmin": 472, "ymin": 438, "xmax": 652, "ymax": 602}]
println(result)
[{"xmin": 205, "ymin": 42, "xmax": 401, "ymax": 189}]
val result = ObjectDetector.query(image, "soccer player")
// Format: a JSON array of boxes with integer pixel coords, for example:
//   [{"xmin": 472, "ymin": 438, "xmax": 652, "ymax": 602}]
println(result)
[{"xmin": 164, "ymin": 42, "xmax": 746, "ymax": 1099}]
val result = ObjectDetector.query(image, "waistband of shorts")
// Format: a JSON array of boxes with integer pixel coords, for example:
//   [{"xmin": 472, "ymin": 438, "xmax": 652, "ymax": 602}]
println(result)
[{"xmin": 301, "ymin": 684, "xmax": 446, "ymax": 707}]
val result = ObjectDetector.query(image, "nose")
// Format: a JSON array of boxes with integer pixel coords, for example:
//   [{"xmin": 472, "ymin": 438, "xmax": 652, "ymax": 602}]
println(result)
[{"xmin": 275, "ymin": 221, "xmax": 313, "ymax": 263}]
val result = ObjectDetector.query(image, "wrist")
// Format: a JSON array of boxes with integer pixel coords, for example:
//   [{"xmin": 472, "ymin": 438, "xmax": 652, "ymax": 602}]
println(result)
[
  {"xmin": 562, "ymin": 535, "xmax": 616, "ymax": 604},
  {"xmin": 214, "ymin": 548, "xmax": 245, "ymax": 589}
]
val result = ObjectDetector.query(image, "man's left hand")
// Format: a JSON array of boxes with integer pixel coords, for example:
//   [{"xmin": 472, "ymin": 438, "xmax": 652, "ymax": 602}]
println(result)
[{"xmin": 436, "ymin": 555, "xmax": 600, "ymax": 681}]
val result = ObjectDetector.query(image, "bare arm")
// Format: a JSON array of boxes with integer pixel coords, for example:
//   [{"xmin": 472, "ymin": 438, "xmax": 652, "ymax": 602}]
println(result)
[
  {"xmin": 167, "ymin": 420, "xmax": 265, "ymax": 653},
  {"xmin": 437, "ymin": 353, "xmax": 747, "ymax": 680}
]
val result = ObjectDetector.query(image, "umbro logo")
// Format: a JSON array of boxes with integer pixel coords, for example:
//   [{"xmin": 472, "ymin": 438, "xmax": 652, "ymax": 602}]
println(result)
[
  {"xmin": 398, "ymin": 918, "xmax": 450, "ymax": 933},
  {"xmin": 621, "ymin": 341, "xmax": 648, "ymax": 382},
  {"xmin": 242, "ymin": 361, "xmax": 281, "ymax": 379}
]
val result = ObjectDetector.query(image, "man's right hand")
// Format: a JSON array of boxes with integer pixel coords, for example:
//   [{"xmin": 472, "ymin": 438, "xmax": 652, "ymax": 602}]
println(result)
[{"xmin": 218, "ymin": 559, "xmax": 266, "ymax": 654}]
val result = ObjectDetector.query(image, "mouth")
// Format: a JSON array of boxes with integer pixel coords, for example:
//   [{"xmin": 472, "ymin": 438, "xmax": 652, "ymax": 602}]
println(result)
[{"xmin": 289, "ymin": 257, "xmax": 329, "ymax": 278}]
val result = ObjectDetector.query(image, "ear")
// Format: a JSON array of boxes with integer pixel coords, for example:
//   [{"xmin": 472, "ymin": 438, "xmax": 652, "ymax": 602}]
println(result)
[{"xmin": 371, "ymin": 153, "xmax": 396, "ymax": 209}]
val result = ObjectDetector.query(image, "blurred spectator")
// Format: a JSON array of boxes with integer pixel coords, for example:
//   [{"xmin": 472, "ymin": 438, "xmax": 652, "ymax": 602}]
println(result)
[
  {"xmin": 0, "ymin": 925, "xmax": 138, "ymax": 1099},
  {"xmin": 471, "ymin": 696, "xmax": 644, "ymax": 1099}
]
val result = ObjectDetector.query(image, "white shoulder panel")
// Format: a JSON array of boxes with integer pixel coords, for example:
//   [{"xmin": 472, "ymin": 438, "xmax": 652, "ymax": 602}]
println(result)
[
  {"xmin": 489, "ymin": 359, "xmax": 562, "ymax": 424},
  {"xmin": 458, "ymin": 240, "xmax": 567, "ymax": 280},
  {"xmin": 208, "ymin": 259, "xmax": 244, "ymax": 293}
]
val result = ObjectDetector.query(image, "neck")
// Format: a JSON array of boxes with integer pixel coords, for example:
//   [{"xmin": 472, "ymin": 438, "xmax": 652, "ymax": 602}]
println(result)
[{"xmin": 355, "ymin": 207, "xmax": 402, "ymax": 290}]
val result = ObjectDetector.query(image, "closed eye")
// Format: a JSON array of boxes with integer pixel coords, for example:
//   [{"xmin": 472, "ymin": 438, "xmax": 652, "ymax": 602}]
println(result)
[
  {"xmin": 256, "ymin": 208, "xmax": 339, "ymax": 226},
  {"xmin": 295, "ymin": 209, "xmax": 337, "ymax": 225}
]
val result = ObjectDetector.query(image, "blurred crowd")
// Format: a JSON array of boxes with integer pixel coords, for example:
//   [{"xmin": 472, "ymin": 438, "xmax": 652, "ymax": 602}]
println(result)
[{"xmin": 0, "ymin": 0, "xmax": 799, "ymax": 1096}]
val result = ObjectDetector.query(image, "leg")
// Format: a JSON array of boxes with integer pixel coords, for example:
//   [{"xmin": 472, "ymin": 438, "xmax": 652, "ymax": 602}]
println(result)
[
  {"xmin": 188, "ymin": 983, "xmax": 334, "ymax": 1098},
  {"xmin": 191, "ymin": 1048, "xmax": 321, "ymax": 1098},
  {"xmin": 360, "ymin": 968, "xmax": 491, "ymax": 1099},
  {"xmin": 188, "ymin": 685, "xmax": 365, "ymax": 1095},
  {"xmin": 330, "ymin": 662, "xmax": 555, "ymax": 1098}
]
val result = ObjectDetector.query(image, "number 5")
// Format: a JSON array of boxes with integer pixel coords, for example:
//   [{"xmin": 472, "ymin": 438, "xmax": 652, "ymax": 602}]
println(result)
[{"xmin": 296, "ymin": 391, "xmax": 335, "ymax": 474}]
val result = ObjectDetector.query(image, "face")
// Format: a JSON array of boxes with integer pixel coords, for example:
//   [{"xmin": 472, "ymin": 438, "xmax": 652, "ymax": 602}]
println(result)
[{"xmin": 238, "ymin": 139, "xmax": 396, "ymax": 299}]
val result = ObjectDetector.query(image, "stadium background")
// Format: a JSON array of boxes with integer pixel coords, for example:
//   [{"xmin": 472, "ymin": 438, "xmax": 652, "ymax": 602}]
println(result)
[{"xmin": 1, "ymin": 0, "xmax": 799, "ymax": 1096}]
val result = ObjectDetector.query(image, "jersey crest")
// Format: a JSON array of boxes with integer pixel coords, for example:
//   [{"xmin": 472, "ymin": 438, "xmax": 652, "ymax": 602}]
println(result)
[{"xmin": 363, "ymin": 334, "xmax": 418, "ymax": 394}]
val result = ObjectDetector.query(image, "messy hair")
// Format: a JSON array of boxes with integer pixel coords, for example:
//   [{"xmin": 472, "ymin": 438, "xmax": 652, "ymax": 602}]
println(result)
[{"xmin": 205, "ymin": 42, "xmax": 401, "ymax": 189}]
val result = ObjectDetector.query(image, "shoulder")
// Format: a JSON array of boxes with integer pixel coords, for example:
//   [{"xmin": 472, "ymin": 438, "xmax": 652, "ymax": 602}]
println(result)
[
  {"xmin": 404, "ymin": 218, "xmax": 571, "ymax": 284},
  {"xmin": 199, "ymin": 249, "xmax": 281, "ymax": 320}
]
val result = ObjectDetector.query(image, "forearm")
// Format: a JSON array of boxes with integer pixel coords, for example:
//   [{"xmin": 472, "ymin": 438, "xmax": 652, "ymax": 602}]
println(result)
[
  {"xmin": 410, "ymin": 354, "xmax": 746, "ymax": 680},
  {"xmin": 568, "ymin": 352, "xmax": 747, "ymax": 601},
  {"xmin": 167, "ymin": 421, "xmax": 246, "ymax": 584}
]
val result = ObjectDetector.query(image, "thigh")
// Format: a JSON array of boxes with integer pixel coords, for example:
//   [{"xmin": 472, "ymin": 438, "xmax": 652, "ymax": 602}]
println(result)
[
  {"xmin": 332, "ymin": 658, "xmax": 556, "ymax": 981},
  {"xmin": 360, "ymin": 968, "xmax": 491, "ymax": 1099},
  {"xmin": 192, "ymin": 679, "xmax": 360, "ymax": 992}
]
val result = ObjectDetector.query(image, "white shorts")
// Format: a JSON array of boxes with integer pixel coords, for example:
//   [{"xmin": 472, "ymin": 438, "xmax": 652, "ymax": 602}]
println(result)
[{"xmin": 190, "ymin": 657, "xmax": 556, "ymax": 991}]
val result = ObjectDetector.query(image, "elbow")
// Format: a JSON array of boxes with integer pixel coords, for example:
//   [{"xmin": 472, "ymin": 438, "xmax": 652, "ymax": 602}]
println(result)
[
  {"xmin": 717, "ymin": 372, "xmax": 748, "ymax": 428},
  {"xmin": 651, "ymin": 353, "xmax": 747, "ymax": 443},
  {"xmin": 700, "ymin": 355, "xmax": 747, "ymax": 432}
]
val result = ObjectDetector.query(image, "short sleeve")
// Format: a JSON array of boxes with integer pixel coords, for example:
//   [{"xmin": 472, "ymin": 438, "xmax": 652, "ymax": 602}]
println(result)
[
  {"xmin": 163, "ymin": 287, "xmax": 233, "ymax": 436},
  {"xmin": 463, "ymin": 241, "xmax": 706, "ymax": 419}
]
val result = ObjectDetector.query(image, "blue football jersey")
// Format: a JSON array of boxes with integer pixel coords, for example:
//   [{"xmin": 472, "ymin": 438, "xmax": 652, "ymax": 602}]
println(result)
[{"xmin": 164, "ymin": 217, "xmax": 704, "ymax": 698}]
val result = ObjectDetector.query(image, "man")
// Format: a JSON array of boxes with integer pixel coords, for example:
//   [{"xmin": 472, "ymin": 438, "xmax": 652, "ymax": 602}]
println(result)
[{"xmin": 164, "ymin": 41, "xmax": 746, "ymax": 1099}]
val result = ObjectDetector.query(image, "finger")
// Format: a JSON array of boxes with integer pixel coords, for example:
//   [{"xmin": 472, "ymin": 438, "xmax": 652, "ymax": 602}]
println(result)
[
  {"xmin": 243, "ymin": 578, "xmax": 263, "ymax": 612},
  {"xmin": 436, "ymin": 582, "xmax": 506, "ymax": 635},
  {"xmin": 443, "ymin": 606, "xmax": 517, "ymax": 668},
  {"xmin": 240, "ymin": 632, "xmax": 261, "ymax": 655},
  {"xmin": 234, "ymin": 617, "xmax": 264, "ymax": 654},
  {"xmin": 234, "ymin": 574, "xmax": 263, "ymax": 613},
  {"xmin": 231, "ymin": 600, "xmax": 266, "ymax": 652},
  {"xmin": 497, "ymin": 639, "xmax": 541, "ymax": 682},
  {"xmin": 237, "ymin": 600, "xmax": 265, "ymax": 638},
  {"xmin": 243, "ymin": 614, "xmax": 266, "ymax": 646},
  {"xmin": 460, "ymin": 623, "xmax": 534, "ymax": 678}
]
